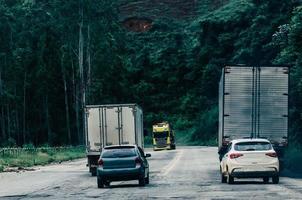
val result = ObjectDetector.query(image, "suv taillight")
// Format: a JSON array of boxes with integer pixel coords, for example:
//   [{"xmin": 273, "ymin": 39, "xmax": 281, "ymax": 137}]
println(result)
[
  {"xmin": 135, "ymin": 157, "xmax": 142, "ymax": 167},
  {"xmin": 98, "ymin": 159, "xmax": 104, "ymax": 167},
  {"xmin": 266, "ymin": 152, "xmax": 277, "ymax": 158},
  {"xmin": 229, "ymin": 153, "xmax": 243, "ymax": 159}
]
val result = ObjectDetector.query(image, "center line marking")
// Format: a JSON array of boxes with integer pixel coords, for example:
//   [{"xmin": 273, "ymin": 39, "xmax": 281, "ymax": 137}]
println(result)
[{"xmin": 161, "ymin": 150, "xmax": 184, "ymax": 176}]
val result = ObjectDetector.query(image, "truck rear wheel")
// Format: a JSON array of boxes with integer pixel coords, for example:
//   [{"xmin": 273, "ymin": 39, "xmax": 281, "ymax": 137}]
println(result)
[{"xmin": 90, "ymin": 167, "xmax": 97, "ymax": 176}]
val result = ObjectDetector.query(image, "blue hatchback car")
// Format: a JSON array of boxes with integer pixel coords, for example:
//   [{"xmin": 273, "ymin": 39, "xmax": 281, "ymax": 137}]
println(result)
[{"xmin": 97, "ymin": 145, "xmax": 151, "ymax": 188}]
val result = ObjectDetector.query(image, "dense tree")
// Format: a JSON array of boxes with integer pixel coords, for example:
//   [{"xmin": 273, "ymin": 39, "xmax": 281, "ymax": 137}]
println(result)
[{"xmin": 0, "ymin": 0, "xmax": 301, "ymax": 146}]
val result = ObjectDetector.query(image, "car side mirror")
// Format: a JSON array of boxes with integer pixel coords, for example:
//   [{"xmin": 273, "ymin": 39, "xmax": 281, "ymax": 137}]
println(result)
[{"xmin": 145, "ymin": 153, "xmax": 151, "ymax": 158}]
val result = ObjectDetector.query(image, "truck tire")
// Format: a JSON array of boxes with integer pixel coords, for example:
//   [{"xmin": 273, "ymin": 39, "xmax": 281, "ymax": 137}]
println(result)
[
  {"xmin": 97, "ymin": 178, "xmax": 104, "ymax": 188},
  {"xmin": 272, "ymin": 176, "xmax": 279, "ymax": 184},
  {"xmin": 91, "ymin": 167, "xmax": 97, "ymax": 176},
  {"xmin": 139, "ymin": 176, "xmax": 146, "ymax": 186}
]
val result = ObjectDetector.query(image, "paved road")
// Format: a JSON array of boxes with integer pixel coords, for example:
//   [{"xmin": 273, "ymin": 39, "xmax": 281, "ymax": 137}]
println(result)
[{"xmin": 1, "ymin": 147, "xmax": 302, "ymax": 199}]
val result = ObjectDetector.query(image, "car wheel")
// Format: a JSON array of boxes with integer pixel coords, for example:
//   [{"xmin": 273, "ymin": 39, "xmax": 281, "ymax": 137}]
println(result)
[
  {"xmin": 263, "ymin": 177, "xmax": 269, "ymax": 183},
  {"xmin": 145, "ymin": 173, "xmax": 150, "ymax": 184},
  {"xmin": 139, "ymin": 176, "xmax": 146, "ymax": 186},
  {"xmin": 97, "ymin": 177, "xmax": 104, "ymax": 188},
  {"xmin": 272, "ymin": 176, "xmax": 279, "ymax": 184},
  {"xmin": 104, "ymin": 181, "xmax": 110, "ymax": 187},
  {"xmin": 227, "ymin": 174, "xmax": 234, "ymax": 184},
  {"xmin": 221, "ymin": 173, "xmax": 227, "ymax": 183}
]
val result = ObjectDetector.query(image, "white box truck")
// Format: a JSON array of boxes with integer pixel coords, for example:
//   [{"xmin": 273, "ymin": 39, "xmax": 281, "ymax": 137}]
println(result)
[
  {"xmin": 85, "ymin": 104, "xmax": 144, "ymax": 176},
  {"xmin": 218, "ymin": 66, "xmax": 289, "ymax": 160}
]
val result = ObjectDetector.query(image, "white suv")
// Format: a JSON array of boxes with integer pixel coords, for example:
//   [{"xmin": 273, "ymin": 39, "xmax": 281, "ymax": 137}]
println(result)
[{"xmin": 220, "ymin": 139, "xmax": 279, "ymax": 184}]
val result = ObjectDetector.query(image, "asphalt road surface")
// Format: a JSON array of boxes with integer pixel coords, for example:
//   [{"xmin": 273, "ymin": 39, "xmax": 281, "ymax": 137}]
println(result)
[{"xmin": 1, "ymin": 146, "xmax": 302, "ymax": 200}]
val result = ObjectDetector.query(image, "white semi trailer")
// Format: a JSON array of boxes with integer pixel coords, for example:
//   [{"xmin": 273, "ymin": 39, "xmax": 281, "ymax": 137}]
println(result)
[
  {"xmin": 85, "ymin": 104, "xmax": 144, "ymax": 176},
  {"xmin": 218, "ymin": 66, "xmax": 289, "ymax": 161}
]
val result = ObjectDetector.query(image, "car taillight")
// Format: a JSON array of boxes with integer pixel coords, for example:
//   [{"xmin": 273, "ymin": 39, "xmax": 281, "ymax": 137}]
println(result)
[
  {"xmin": 266, "ymin": 152, "xmax": 277, "ymax": 158},
  {"xmin": 98, "ymin": 159, "xmax": 104, "ymax": 167},
  {"xmin": 135, "ymin": 157, "xmax": 142, "ymax": 167},
  {"xmin": 229, "ymin": 153, "xmax": 243, "ymax": 159}
]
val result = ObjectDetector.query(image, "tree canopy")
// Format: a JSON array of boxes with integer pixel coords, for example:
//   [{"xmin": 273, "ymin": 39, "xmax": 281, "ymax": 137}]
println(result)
[{"xmin": 0, "ymin": 0, "xmax": 301, "ymax": 146}]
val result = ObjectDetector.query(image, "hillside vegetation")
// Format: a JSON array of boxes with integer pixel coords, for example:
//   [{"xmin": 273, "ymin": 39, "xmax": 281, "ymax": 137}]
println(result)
[{"xmin": 0, "ymin": 0, "xmax": 301, "ymax": 146}]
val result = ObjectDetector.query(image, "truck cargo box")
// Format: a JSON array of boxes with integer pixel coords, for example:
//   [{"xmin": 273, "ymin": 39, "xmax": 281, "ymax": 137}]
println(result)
[
  {"xmin": 85, "ymin": 104, "xmax": 144, "ymax": 175},
  {"xmin": 218, "ymin": 66, "xmax": 288, "ymax": 152}
]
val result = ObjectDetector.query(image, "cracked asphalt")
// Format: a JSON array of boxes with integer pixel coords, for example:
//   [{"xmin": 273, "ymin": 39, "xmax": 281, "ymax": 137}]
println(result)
[{"xmin": 1, "ymin": 146, "xmax": 302, "ymax": 200}]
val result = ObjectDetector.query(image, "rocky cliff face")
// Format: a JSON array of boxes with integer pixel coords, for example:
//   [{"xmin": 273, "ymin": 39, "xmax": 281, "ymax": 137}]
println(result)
[
  {"xmin": 119, "ymin": 0, "xmax": 228, "ymax": 32},
  {"xmin": 119, "ymin": 0, "xmax": 198, "ymax": 20},
  {"xmin": 119, "ymin": 0, "xmax": 198, "ymax": 32}
]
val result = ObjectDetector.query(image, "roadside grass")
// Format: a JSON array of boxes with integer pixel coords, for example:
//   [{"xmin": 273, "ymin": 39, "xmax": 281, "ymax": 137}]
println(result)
[
  {"xmin": 144, "ymin": 136, "xmax": 153, "ymax": 148},
  {"xmin": 0, "ymin": 147, "xmax": 85, "ymax": 172}
]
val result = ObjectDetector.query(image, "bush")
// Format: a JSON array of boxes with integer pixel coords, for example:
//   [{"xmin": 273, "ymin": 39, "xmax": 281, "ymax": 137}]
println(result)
[
  {"xmin": 284, "ymin": 145, "xmax": 302, "ymax": 173},
  {"xmin": 144, "ymin": 136, "xmax": 153, "ymax": 147}
]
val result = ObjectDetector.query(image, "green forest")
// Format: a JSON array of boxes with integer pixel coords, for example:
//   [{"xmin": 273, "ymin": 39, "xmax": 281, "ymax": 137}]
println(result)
[{"xmin": 0, "ymin": 0, "xmax": 301, "ymax": 147}]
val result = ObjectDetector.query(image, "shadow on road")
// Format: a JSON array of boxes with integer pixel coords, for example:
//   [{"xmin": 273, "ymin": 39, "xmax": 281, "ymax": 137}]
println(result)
[
  {"xmin": 106, "ymin": 184, "xmax": 146, "ymax": 189},
  {"xmin": 230, "ymin": 180, "xmax": 274, "ymax": 185}
]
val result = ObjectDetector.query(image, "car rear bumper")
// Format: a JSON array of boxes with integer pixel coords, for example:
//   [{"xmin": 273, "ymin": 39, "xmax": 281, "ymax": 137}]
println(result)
[
  {"xmin": 97, "ymin": 167, "xmax": 144, "ymax": 181},
  {"xmin": 231, "ymin": 168, "xmax": 278, "ymax": 178}
]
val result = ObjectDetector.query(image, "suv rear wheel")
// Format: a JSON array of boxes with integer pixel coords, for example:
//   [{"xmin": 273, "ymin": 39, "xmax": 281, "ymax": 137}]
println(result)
[
  {"xmin": 220, "ymin": 167, "xmax": 227, "ymax": 183},
  {"xmin": 272, "ymin": 176, "xmax": 279, "ymax": 184},
  {"xmin": 221, "ymin": 173, "xmax": 227, "ymax": 183},
  {"xmin": 104, "ymin": 181, "xmax": 110, "ymax": 187},
  {"xmin": 139, "ymin": 176, "xmax": 146, "ymax": 186},
  {"xmin": 145, "ymin": 173, "xmax": 150, "ymax": 184},
  {"xmin": 263, "ymin": 177, "xmax": 269, "ymax": 183},
  {"xmin": 227, "ymin": 174, "xmax": 234, "ymax": 184}
]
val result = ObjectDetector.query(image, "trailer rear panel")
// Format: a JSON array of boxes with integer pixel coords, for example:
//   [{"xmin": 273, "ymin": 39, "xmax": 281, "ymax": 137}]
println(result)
[
  {"xmin": 85, "ymin": 104, "xmax": 144, "ymax": 175},
  {"xmin": 219, "ymin": 66, "xmax": 288, "ymax": 149}
]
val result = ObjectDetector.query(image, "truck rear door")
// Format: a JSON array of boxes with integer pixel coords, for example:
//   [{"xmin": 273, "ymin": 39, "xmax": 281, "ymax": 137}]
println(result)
[
  {"xmin": 259, "ymin": 67, "xmax": 288, "ymax": 143},
  {"xmin": 86, "ymin": 107, "xmax": 102, "ymax": 152},
  {"xmin": 223, "ymin": 67, "xmax": 254, "ymax": 139}
]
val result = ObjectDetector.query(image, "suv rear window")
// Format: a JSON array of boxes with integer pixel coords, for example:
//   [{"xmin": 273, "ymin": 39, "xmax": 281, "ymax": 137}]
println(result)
[
  {"xmin": 101, "ymin": 148, "xmax": 137, "ymax": 158},
  {"xmin": 234, "ymin": 142, "xmax": 272, "ymax": 151}
]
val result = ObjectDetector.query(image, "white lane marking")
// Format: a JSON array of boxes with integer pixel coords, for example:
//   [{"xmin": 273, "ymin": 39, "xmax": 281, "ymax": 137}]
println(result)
[{"xmin": 161, "ymin": 150, "xmax": 184, "ymax": 176}]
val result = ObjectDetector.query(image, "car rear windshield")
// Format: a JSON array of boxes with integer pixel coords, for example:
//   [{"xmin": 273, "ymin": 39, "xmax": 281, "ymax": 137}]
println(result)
[
  {"xmin": 101, "ymin": 148, "xmax": 137, "ymax": 158},
  {"xmin": 234, "ymin": 142, "xmax": 272, "ymax": 151}
]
